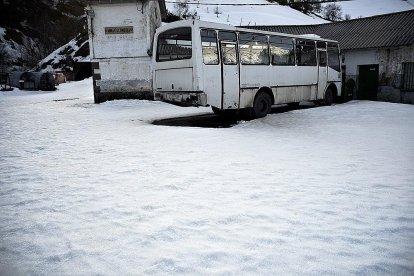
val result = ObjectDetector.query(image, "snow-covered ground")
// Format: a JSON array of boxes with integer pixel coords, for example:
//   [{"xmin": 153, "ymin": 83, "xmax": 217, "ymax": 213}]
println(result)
[
  {"xmin": 166, "ymin": 0, "xmax": 326, "ymax": 25},
  {"xmin": 1, "ymin": 79, "xmax": 414, "ymax": 275}
]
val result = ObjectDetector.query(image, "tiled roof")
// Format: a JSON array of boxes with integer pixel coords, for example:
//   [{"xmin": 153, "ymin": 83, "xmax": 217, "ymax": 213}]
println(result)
[{"xmin": 245, "ymin": 10, "xmax": 414, "ymax": 50}]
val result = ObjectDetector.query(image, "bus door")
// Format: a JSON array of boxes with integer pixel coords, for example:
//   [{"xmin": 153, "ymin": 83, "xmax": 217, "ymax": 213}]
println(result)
[
  {"xmin": 317, "ymin": 47, "xmax": 328, "ymax": 100},
  {"xmin": 219, "ymin": 31, "xmax": 239, "ymax": 109}
]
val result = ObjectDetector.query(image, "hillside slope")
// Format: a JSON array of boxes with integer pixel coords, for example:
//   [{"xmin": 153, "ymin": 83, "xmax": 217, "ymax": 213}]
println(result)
[
  {"xmin": 166, "ymin": 0, "xmax": 326, "ymax": 26},
  {"xmin": 0, "ymin": 0, "xmax": 86, "ymax": 71}
]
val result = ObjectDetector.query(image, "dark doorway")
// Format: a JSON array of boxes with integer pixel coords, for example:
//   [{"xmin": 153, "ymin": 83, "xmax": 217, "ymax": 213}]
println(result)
[
  {"xmin": 358, "ymin": 64, "xmax": 379, "ymax": 100},
  {"xmin": 73, "ymin": 62, "xmax": 92, "ymax": 81}
]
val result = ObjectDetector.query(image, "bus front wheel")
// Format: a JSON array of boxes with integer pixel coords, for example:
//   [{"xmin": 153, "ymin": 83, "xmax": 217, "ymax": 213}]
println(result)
[
  {"xmin": 323, "ymin": 87, "xmax": 333, "ymax": 106},
  {"xmin": 253, "ymin": 92, "xmax": 272, "ymax": 118}
]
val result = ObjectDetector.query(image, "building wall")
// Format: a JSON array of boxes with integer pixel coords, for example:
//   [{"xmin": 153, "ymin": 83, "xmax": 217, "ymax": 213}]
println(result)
[
  {"xmin": 343, "ymin": 45, "xmax": 414, "ymax": 103},
  {"xmin": 86, "ymin": 1, "xmax": 162, "ymax": 103}
]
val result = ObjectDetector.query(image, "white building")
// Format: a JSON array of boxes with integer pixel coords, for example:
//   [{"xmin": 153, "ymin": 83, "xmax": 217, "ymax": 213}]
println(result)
[{"xmin": 86, "ymin": 0, "xmax": 166, "ymax": 103}]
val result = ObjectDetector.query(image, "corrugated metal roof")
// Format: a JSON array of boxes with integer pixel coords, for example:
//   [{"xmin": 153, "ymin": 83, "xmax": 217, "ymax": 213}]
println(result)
[{"xmin": 246, "ymin": 10, "xmax": 414, "ymax": 50}]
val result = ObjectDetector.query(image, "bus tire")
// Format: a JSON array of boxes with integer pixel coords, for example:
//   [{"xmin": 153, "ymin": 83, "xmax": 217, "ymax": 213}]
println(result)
[
  {"xmin": 323, "ymin": 87, "xmax": 333, "ymax": 106},
  {"xmin": 253, "ymin": 92, "xmax": 272, "ymax": 118}
]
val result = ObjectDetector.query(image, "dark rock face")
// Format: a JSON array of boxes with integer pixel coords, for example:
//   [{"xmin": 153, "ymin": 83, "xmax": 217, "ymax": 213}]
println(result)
[{"xmin": 0, "ymin": 0, "xmax": 87, "ymax": 71}]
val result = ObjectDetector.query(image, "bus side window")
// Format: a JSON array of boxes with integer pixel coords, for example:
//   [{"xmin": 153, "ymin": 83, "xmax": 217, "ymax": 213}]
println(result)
[
  {"xmin": 270, "ymin": 36, "xmax": 295, "ymax": 66},
  {"xmin": 221, "ymin": 44, "xmax": 237, "ymax": 65},
  {"xmin": 201, "ymin": 29, "xmax": 219, "ymax": 65},
  {"xmin": 239, "ymin": 33, "xmax": 269, "ymax": 65},
  {"xmin": 327, "ymin": 43, "xmax": 340, "ymax": 71},
  {"xmin": 296, "ymin": 40, "xmax": 316, "ymax": 66},
  {"xmin": 219, "ymin": 31, "xmax": 238, "ymax": 65},
  {"xmin": 319, "ymin": 51, "xmax": 327, "ymax": 67}
]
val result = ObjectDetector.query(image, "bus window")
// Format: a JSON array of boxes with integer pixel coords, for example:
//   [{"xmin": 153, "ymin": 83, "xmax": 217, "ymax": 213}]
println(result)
[
  {"xmin": 319, "ymin": 51, "xmax": 327, "ymax": 67},
  {"xmin": 221, "ymin": 44, "xmax": 237, "ymax": 65},
  {"xmin": 317, "ymin": 41, "xmax": 327, "ymax": 50},
  {"xmin": 296, "ymin": 40, "xmax": 316, "ymax": 66},
  {"xmin": 239, "ymin": 33, "xmax": 269, "ymax": 65},
  {"xmin": 218, "ymin": 31, "xmax": 237, "ymax": 42},
  {"xmin": 327, "ymin": 43, "xmax": 340, "ymax": 71},
  {"xmin": 219, "ymin": 31, "xmax": 237, "ymax": 65},
  {"xmin": 201, "ymin": 30, "xmax": 219, "ymax": 65},
  {"xmin": 270, "ymin": 36, "xmax": 295, "ymax": 66},
  {"xmin": 156, "ymin": 27, "xmax": 192, "ymax": 62}
]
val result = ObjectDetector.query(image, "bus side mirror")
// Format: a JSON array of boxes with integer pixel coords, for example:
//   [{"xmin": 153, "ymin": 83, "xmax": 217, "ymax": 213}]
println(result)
[{"xmin": 147, "ymin": 49, "xmax": 153, "ymax": 57}]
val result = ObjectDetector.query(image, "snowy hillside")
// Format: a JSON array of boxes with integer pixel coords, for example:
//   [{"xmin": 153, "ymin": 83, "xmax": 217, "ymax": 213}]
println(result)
[
  {"xmin": 323, "ymin": 0, "xmax": 414, "ymax": 20},
  {"xmin": 0, "ymin": 0, "xmax": 85, "ymax": 72},
  {"xmin": 38, "ymin": 34, "xmax": 89, "ymax": 73},
  {"xmin": 166, "ymin": 0, "xmax": 327, "ymax": 26}
]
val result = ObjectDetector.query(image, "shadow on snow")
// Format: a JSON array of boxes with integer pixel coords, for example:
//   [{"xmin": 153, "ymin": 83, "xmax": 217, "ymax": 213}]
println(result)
[{"xmin": 152, "ymin": 104, "xmax": 317, "ymax": 128}]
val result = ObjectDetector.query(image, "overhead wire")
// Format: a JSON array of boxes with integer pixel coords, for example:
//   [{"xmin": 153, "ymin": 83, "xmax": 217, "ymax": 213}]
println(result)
[{"xmin": 165, "ymin": 0, "xmax": 353, "ymax": 6}]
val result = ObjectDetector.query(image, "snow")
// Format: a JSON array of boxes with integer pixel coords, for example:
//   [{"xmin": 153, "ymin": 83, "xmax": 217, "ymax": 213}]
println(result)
[
  {"xmin": 326, "ymin": 0, "xmax": 414, "ymax": 19},
  {"xmin": 1, "ymin": 79, "xmax": 414, "ymax": 275},
  {"xmin": 166, "ymin": 0, "xmax": 327, "ymax": 26},
  {"xmin": 38, "ymin": 36, "xmax": 89, "ymax": 73}
]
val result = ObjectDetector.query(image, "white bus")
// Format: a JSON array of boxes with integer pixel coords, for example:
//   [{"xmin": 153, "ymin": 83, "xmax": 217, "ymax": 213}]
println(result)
[{"xmin": 153, "ymin": 20, "xmax": 342, "ymax": 118}]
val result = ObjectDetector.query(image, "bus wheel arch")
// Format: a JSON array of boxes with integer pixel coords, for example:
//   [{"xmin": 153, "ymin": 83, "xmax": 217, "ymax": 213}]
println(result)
[
  {"xmin": 252, "ymin": 87, "xmax": 274, "ymax": 118},
  {"xmin": 323, "ymin": 83, "xmax": 337, "ymax": 106}
]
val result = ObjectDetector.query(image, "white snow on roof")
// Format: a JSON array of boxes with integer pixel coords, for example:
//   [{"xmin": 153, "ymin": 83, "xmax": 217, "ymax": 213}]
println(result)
[
  {"xmin": 38, "ymin": 36, "xmax": 89, "ymax": 72},
  {"xmin": 327, "ymin": 0, "xmax": 414, "ymax": 19}
]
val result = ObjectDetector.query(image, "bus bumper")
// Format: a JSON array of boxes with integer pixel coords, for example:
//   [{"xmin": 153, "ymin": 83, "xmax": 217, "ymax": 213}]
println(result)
[{"xmin": 154, "ymin": 91, "xmax": 208, "ymax": 106}]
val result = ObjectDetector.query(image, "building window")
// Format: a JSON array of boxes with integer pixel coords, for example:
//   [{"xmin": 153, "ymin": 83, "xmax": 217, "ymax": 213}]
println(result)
[
  {"xmin": 239, "ymin": 33, "xmax": 269, "ymax": 65},
  {"xmin": 402, "ymin": 62, "xmax": 414, "ymax": 91},
  {"xmin": 157, "ymin": 27, "xmax": 192, "ymax": 62},
  {"xmin": 296, "ymin": 40, "xmax": 316, "ymax": 66},
  {"xmin": 201, "ymin": 29, "xmax": 219, "ymax": 65},
  {"xmin": 270, "ymin": 36, "xmax": 295, "ymax": 66}
]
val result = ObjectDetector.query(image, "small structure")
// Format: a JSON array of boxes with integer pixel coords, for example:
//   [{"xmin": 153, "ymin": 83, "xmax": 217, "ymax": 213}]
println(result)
[
  {"xmin": 249, "ymin": 10, "xmax": 414, "ymax": 104},
  {"xmin": 86, "ymin": 0, "xmax": 167, "ymax": 103},
  {"xmin": 0, "ymin": 73, "xmax": 12, "ymax": 91},
  {"xmin": 9, "ymin": 72, "xmax": 24, "ymax": 88},
  {"xmin": 9, "ymin": 71, "xmax": 56, "ymax": 91},
  {"xmin": 54, "ymin": 72, "xmax": 67, "ymax": 85}
]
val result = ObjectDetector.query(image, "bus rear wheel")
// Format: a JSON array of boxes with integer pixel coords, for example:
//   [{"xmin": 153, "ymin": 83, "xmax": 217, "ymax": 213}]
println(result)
[{"xmin": 253, "ymin": 92, "xmax": 272, "ymax": 118}]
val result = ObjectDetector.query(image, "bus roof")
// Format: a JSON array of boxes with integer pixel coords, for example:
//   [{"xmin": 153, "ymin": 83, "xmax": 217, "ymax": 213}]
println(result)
[{"xmin": 156, "ymin": 20, "xmax": 339, "ymax": 44}]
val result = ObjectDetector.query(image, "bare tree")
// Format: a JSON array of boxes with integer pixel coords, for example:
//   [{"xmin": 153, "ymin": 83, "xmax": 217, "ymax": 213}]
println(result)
[
  {"xmin": 214, "ymin": 6, "xmax": 222, "ymax": 17},
  {"xmin": 173, "ymin": 0, "xmax": 198, "ymax": 19},
  {"xmin": 323, "ymin": 3, "xmax": 343, "ymax": 21},
  {"xmin": 174, "ymin": 0, "xmax": 189, "ymax": 18}
]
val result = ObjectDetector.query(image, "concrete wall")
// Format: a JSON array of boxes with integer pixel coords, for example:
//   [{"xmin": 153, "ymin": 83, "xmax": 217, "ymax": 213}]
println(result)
[
  {"xmin": 86, "ymin": 1, "xmax": 162, "ymax": 103},
  {"xmin": 342, "ymin": 45, "xmax": 414, "ymax": 104}
]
